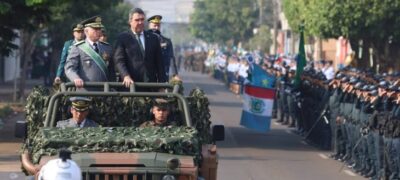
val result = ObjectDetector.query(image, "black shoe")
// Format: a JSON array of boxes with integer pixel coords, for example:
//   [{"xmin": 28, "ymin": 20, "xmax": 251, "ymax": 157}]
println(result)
[
  {"xmin": 347, "ymin": 160, "xmax": 355, "ymax": 165},
  {"xmin": 360, "ymin": 166, "xmax": 371, "ymax": 176},
  {"xmin": 345, "ymin": 160, "xmax": 355, "ymax": 167},
  {"xmin": 353, "ymin": 163, "xmax": 365, "ymax": 172},
  {"xmin": 329, "ymin": 153, "xmax": 338, "ymax": 159},
  {"xmin": 333, "ymin": 155, "xmax": 341, "ymax": 160},
  {"xmin": 389, "ymin": 173, "xmax": 398, "ymax": 180},
  {"xmin": 365, "ymin": 169, "xmax": 376, "ymax": 178},
  {"xmin": 342, "ymin": 154, "xmax": 351, "ymax": 161},
  {"xmin": 339, "ymin": 155, "xmax": 347, "ymax": 162},
  {"xmin": 352, "ymin": 163, "xmax": 363, "ymax": 171},
  {"xmin": 288, "ymin": 123, "xmax": 295, "ymax": 128},
  {"xmin": 355, "ymin": 167, "xmax": 364, "ymax": 174},
  {"xmin": 336, "ymin": 154, "xmax": 345, "ymax": 161}
]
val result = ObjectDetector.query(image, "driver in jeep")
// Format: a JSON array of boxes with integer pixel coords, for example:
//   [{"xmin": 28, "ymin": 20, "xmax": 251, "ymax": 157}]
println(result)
[{"xmin": 140, "ymin": 98, "xmax": 176, "ymax": 127}]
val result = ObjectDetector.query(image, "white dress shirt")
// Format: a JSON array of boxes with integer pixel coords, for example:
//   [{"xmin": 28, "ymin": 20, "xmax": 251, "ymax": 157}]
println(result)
[{"xmin": 133, "ymin": 31, "xmax": 145, "ymax": 50}]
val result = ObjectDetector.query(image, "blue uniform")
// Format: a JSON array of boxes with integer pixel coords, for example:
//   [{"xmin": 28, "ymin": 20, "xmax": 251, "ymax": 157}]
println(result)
[{"xmin": 150, "ymin": 31, "xmax": 178, "ymax": 78}]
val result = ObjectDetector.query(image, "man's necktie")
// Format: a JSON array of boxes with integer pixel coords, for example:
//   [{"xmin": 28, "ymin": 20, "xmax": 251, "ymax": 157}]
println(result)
[
  {"xmin": 93, "ymin": 43, "xmax": 99, "ymax": 54},
  {"xmin": 135, "ymin": 34, "xmax": 145, "ymax": 55}
]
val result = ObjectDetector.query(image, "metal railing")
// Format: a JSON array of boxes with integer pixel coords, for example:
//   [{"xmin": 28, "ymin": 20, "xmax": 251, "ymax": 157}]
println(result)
[
  {"xmin": 82, "ymin": 171, "xmax": 195, "ymax": 180},
  {"xmin": 44, "ymin": 82, "xmax": 192, "ymax": 127}
]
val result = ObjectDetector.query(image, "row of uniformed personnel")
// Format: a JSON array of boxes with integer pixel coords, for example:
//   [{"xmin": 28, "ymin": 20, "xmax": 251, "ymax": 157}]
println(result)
[
  {"xmin": 301, "ymin": 66, "xmax": 400, "ymax": 180},
  {"xmin": 54, "ymin": 8, "xmax": 180, "ymax": 89}
]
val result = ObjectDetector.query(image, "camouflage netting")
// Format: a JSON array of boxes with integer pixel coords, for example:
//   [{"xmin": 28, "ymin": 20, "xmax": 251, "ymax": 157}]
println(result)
[
  {"xmin": 169, "ymin": 78, "xmax": 184, "ymax": 95},
  {"xmin": 30, "ymin": 126, "xmax": 200, "ymax": 164},
  {"xmin": 25, "ymin": 86, "xmax": 51, "ymax": 141},
  {"xmin": 79, "ymin": 97, "xmax": 153, "ymax": 127},
  {"xmin": 187, "ymin": 88, "xmax": 213, "ymax": 144},
  {"xmin": 23, "ymin": 84, "xmax": 212, "ymax": 168}
]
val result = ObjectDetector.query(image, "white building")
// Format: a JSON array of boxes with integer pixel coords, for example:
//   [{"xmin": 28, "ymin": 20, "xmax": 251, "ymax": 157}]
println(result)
[{"xmin": 0, "ymin": 31, "xmax": 20, "ymax": 83}]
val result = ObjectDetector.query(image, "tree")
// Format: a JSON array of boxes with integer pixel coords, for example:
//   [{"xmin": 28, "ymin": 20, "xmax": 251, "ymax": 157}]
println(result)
[
  {"xmin": 190, "ymin": 0, "xmax": 258, "ymax": 45},
  {"xmin": 0, "ymin": 0, "xmax": 49, "ymax": 57},
  {"xmin": 245, "ymin": 25, "xmax": 272, "ymax": 52},
  {"xmin": 283, "ymin": 0, "xmax": 400, "ymax": 71},
  {"xmin": 0, "ymin": 0, "xmax": 51, "ymax": 100},
  {"xmin": 0, "ymin": 0, "xmax": 127, "ymax": 101},
  {"xmin": 100, "ymin": 2, "xmax": 132, "ymax": 45}
]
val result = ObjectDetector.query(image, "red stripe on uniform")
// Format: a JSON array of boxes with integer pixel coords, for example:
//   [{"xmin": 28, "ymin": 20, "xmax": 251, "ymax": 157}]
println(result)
[{"xmin": 244, "ymin": 85, "xmax": 276, "ymax": 99}]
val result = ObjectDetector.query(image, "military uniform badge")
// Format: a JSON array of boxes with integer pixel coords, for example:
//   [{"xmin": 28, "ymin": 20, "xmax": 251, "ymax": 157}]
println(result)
[
  {"xmin": 102, "ymin": 52, "xmax": 110, "ymax": 65},
  {"xmin": 161, "ymin": 42, "xmax": 167, "ymax": 48}
]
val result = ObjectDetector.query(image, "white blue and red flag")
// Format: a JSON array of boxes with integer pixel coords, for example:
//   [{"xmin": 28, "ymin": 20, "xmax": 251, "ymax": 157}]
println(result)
[{"xmin": 240, "ymin": 85, "xmax": 276, "ymax": 133}]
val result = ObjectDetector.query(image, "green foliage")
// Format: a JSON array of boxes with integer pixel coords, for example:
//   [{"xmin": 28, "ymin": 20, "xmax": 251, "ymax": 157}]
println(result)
[
  {"xmin": 25, "ymin": 0, "xmax": 47, "ymax": 6},
  {"xmin": 0, "ymin": 0, "xmax": 50, "ymax": 56},
  {"xmin": 0, "ymin": 2, "xmax": 11, "ymax": 14},
  {"xmin": 190, "ymin": 0, "xmax": 258, "ymax": 44},
  {"xmin": 245, "ymin": 25, "xmax": 272, "ymax": 52},
  {"xmin": 283, "ymin": 0, "xmax": 400, "ymax": 69},
  {"xmin": 284, "ymin": 0, "xmax": 400, "ymax": 40},
  {"xmin": 0, "ymin": 0, "xmax": 127, "ymax": 57},
  {"xmin": 47, "ymin": 0, "xmax": 124, "ymax": 51},
  {"xmin": 0, "ymin": 105, "xmax": 13, "ymax": 119},
  {"xmin": 100, "ymin": 2, "xmax": 131, "ymax": 44}
]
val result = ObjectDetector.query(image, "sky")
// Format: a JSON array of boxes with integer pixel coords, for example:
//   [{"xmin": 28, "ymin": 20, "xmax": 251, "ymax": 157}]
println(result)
[{"xmin": 126, "ymin": 0, "xmax": 195, "ymax": 23}]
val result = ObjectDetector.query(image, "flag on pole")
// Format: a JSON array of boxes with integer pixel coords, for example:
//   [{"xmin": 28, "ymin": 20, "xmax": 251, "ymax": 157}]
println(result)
[
  {"xmin": 251, "ymin": 64, "xmax": 276, "ymax": 88},
  {"xmin": 294, "ymin": 24, "xmax": 307, "ymax": 87},
  {"xmin": 240, "ymin": 85, "xmax": 276, "ymax": 133}
]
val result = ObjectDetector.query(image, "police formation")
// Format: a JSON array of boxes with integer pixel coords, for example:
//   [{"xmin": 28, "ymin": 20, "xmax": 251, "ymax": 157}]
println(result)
[{"xmin": 289, "ymin": 65, "xmax": 400, "ymax": 180}]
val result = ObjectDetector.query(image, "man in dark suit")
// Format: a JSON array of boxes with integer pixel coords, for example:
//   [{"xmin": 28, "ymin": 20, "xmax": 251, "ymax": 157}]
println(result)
[
  {"xmin": 113, "ymin": 8, "xmax": 166, "ymax": 88},
  {"xmin": 57, "ymin": 97, "xmax": 98, "ymax": 128}
]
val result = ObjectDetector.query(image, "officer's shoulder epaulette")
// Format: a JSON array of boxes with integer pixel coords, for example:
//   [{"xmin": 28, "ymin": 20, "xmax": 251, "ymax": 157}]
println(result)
[
  {"xmin": 74, "ymin": 40, "xmax": 85, "ymax": 46},
  {"xmin": 99, "ymin": 41, "xmax": 109, "ymax": 45},
  {"xmin": 161, "ymin": 35, "xmax": 170, "ymax": 41}
]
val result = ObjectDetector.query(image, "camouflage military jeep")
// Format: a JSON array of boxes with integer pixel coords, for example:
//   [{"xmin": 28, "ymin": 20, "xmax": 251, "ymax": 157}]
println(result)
[{"xmin": 16, "ymin": 82, "xmax": 224, "ymax": 180}]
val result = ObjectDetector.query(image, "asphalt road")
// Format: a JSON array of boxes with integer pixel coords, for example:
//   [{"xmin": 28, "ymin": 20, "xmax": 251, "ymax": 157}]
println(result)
[
  {"xmin": 181, "ymin": 70, "xmax": 365, "ymax": 180},
  {"xmin": 0, "ymin": 70, "xmax": 366, "ymax": 180},
  {"xmin": 0, "ymin": 113, "xmax": 26, "ymax": 180}
]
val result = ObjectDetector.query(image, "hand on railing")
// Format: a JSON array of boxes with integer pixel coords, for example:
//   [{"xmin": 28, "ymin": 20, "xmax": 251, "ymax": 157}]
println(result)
[
  {"xmin": 122, "ymin": 76, "xmax": 134, "ymax": 88},
  {"xmin": 74, "ymin": 78, "xmax": 84, "ymax": 88}
]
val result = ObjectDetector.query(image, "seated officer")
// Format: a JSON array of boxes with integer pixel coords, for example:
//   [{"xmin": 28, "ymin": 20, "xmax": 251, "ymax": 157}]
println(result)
[
  {"xmin": 57, "ymin": 97, "xmax": 98, "ymax": 128},
  {"xmin": 140, "ymin": 98, "xmax": 175, "ymax": 127}
]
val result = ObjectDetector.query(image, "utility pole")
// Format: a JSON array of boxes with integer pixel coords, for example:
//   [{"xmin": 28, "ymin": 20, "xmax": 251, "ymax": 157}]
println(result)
[
  {"xmin": 272, "ymin": 0, "xmax": 278, "ymax": 55},
  {"xmin": 258, "ymin": 0, "xmax": 263, "ymax": 25}
]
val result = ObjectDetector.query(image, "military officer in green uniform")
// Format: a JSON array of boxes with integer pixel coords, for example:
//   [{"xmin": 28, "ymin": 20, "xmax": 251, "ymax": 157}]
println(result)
[
  {"xmin": 65, "ymin": 16, "xmax": 115, "ymax": 89},
  {"xmin": 54, "ymin": 23, "xmax": 84, "ymax": 84},
  {"xmin": 140, "ymin": 98, "xmax": 175, "ymax": 127},
  {"xmin": 147, "ymin": 15, "xmax": 180, "ymax": 80}
]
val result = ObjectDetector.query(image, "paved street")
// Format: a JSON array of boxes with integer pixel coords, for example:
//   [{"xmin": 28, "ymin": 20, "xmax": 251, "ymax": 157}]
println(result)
[
  {"xmin": 0, "ymin": 113, "xmax": 26, "ymax": 180},
  {"xmin": 0, "ymin": 70, "xmax": 366, "ymax": 180},
  {"xmin": 181, "ymin": 70, "xmax": 365, "ymax": 180}
]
